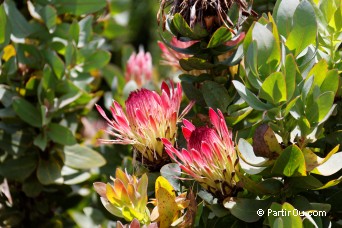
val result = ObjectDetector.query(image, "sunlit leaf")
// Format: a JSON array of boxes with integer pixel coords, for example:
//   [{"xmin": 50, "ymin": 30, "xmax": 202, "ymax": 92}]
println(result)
[
  {"xmin": 64, "ymin": 144, "xmax": 106, "ymax": 169},
  {"xmin": 207, "ymin": 27, "xmax": 232, "ymax": 48},
  {"xmin": 268, "ymin": 203, "xmax": 303, "ymax": 228},
  {"xmin": 272, "ymin": 145, "xmax": 306, "ymax": 177},
  {"xmin": 259, "ymin": 72, "xmax": 287, "ymax": 104},
  {"xmin": 286, "ymin": 0, "xmax": 317, "ymax": 56}
]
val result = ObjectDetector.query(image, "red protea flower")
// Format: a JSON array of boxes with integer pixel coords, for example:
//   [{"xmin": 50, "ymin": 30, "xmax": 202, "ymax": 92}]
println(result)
[
  {"xmin": 125, "ymin": 47, "xmax": 152, "ymax": 87},
  {"xmin": 96, "ymin": 82, "xmax": 194, "ymax": 170},
  {"xmin": 162, "ymin": 108, "xmax": 238, "ymax": 199}
]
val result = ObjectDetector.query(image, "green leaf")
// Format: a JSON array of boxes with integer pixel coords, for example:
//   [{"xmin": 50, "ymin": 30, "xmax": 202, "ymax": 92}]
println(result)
[
  {"xmin": 0, "ymin": 5, "xmax": 7, "ymax": 44},
  {"xmin": 179, "ymin": 73, "xmax": 211, "ymax": 84},
  {"xmin": 268, "ymin": 203, "xmax": 303, "ymax": 228},
  {"xmin": 316, "ymin": 91, "xmax": 335, "ymax": 122},
  {"xmin": 306, "ymin": 59, "xmax": 328, "ymax": 87},
  {"xmin": 37, "ymin": 156, "xmax": 63, "ymax": 185},
  {"xmin": 160, "ymin": 163, "xmax": 181, "ymax": 192},
  {"xmin": 319, "ymin": 0, "xmax": 336, "ymax": 25},
  {"xmin": 283, "ymin": 54, "xmax": 298, "ymax": 100},
  {"xmin": 47, "ymin": 123, "xmax": 76, "ymax": 146},
  {"xmin": 252, "ymin": 22, "xmax": 280, "ymax": 76},
  {"xmin": 179, "ymin": 57, "xmax": 214, "ymax": 71},
  {"xmin": 171, "ymin": 13, "xmax": 206, "ymax": 39},
  {"xmin": 245, "ymin": 40, "xmax": 259, "ymax": 78},
  {"xmin": 273, "ymin": 0, "xmax": 300, "ymax": 37},
  {"xmin": 41, "ymin": 5, "xmax": 57, "ymax": 33},
  {"xmin": 78, "ymin": 15, "xmax": 93, "ymax": 46},
  {"xmin": 288, "ymin": 176, "xmax": 323, "ymax": 190},
  {"xmin": 207, "ymin": 27, "xmax": 232, "ymax": 48},
  {"xmin": 226, "ymin": 107, "xmax": 253, "ymax": 125},
  {"xmin": 181, "ymin": 81, "xmax": 205, "ymax": 105},
  {"xmin": 44, "ymin": 50, "xmax": 65, "ymax": 79},
  {"xmin": 320, "ymin": 69, "xmax": 339, "ymax": 94},
  {"xmin": 223, "ymin": 197, "xmax": 272, "ymax": 223},
  {"xmin": 314, "ymin": 176, "xmax": 342, "ymax": 190},
  {"xmin": 233, "ymin": 80, "xmax": 271, "ymax": 111},
  {"xmin": 201, "ymin": 81, "xmax": 232, "ymax": 111},
  {"xmin": 272, "ymin": 145, "xmax": 306, "ymax": 177},
  {"xmin": 4, "ymin": 0, "xmax": 33, "ymax": 38},
  {"xmin": 34, "ymin": 133, "xmax": 48, "ymax": 151},
  {"xmin": 69, "ymin": 19, "xmax": 79, "ymax": 44},
  {"xmin": 64, "ymin": 144, "xmax": 106, "ymax": 169},
  {"xmin": 285, "ymin": 0, "xmax": 317, "ymax": 56},
  {"xmin": 259, "ymin": 72, "xmax": 287, "ymax": 104},
  {"xmin": 13, "ymin": 98, "xmax": 42, "ymax": 128},
  {"xmin": 306, "ymin": 91, "xmax": 335, "ymax": 124},
  {"xmin": 22, "ymin": 177, "xmax": 43, "ymax": 197},
  {"xmin": 55, "ymin": 0, "xmax": 107, "ymax": 16},
  {"xmin": 82, "ymin": 50, "xmax": 111, "ymax": 72},
  {"xmin": 227, "ymin": 2, "xmax": 240, "ymax": 26},
  {"xmin": 0, "ymin": 155, "xmax": 37, "ymax": 181}
]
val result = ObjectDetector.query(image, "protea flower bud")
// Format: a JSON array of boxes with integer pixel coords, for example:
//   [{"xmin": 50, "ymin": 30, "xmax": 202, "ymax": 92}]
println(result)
[
  {"xmin": 96, "ymin": 82, "xmax": 194, "ymax": 170},
  {"xmin": 162, "ymin": 108, "xmax": 238, "ymax": 200},
  {"xmin": 93, "ymin": 168, "xmax": 150, "ymax": 224},
  {"xmin": 125, "ymin": 47, "xmax": 153, "ymax": 87}
]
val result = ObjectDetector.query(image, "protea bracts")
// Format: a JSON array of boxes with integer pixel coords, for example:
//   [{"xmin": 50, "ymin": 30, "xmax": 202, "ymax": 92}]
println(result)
[
  {"xmin": 93, "ymin": 168, "xmax": 150, "ymax": 224},
  {"xmin": 96, "ymin": 82, "xmax": 194, "ymax": 170},
  {"xmin": 125, "ymin": 47, "xmax": 153, "ymax": 88},
  {"xmin": 158, "ymin": 0, "xmax": 257, "ymax": 33},
  {"xmin": 162, "ymin": 108, "xmax": 239, "ymax": 200}
]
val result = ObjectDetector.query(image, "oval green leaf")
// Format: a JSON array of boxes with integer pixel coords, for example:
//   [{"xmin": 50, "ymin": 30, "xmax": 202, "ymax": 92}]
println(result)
[
  {"xmin": 47, "ymin": 123, "xmax": 76, "ymax": 146},
  {"xmin": 37, "ymin": 156, "xmax": 63, "ymax": 185},
  {"xmin": 13, "ymin": 98, "xmax": 42, "ymax": 128},
  {"xmin": 64, "ymin": 144, "xmax": 106, "ymax": 169}
]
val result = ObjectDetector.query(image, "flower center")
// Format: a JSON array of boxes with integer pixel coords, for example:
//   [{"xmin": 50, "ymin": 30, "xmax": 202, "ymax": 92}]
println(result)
[{"xmin": 188, "ymin": 126, "xmax": 216, "ymax": 151}]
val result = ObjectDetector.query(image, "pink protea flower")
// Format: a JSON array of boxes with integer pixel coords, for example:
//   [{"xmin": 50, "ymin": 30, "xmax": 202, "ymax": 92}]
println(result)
[
  {"xmin": 96, "ymin": 82, "xmax": 194, "ymax": 170},
  {"xmin": 125, "ymin": 47, "xmax": 152, "ymax": 87},
  {"xmin": 162, "ymin": 108, "xmax": 238, "ymax": 199},
  {"xmin": 158, "ymin": 37, "xmax": 197, "ymax": 70}
]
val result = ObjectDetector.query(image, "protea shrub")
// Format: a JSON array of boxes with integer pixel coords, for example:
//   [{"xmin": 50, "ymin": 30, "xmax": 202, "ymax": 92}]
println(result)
[
  {"xmin": 96, "ymin": 82, "xmax": 194, "ymax": 171},
  {"xmin": 162, "ymin": 108, "xmax": 239, "ymax": 200}
]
